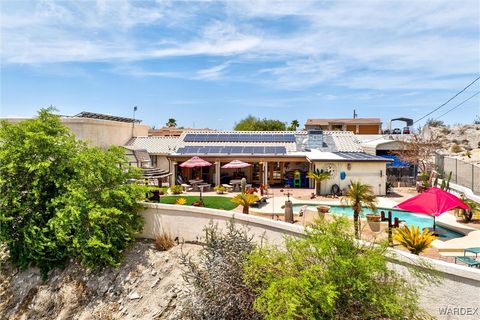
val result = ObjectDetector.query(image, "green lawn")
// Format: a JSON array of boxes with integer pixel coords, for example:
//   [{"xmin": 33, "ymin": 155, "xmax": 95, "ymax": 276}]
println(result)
[{"xmin": 159, "ymin": 196, "xmax": 238, "ymax": 211}]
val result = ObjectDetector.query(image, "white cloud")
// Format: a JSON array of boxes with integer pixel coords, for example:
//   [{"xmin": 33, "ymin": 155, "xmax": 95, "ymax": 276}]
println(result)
[{"xmin": 1, "ymin": 0, "xmax": 478, "ymax": 91}]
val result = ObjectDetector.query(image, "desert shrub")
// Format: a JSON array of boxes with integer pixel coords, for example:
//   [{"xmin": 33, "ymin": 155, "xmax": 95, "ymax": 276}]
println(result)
[
  {"xmin": 440, "ymin": 127, "xmax": 451, "ymax": 135},
  {"xmin": 451, "ymin": 139, "xmax": 458, "ymax": 144},
  {"xmin": 0, "ymin": 109, "xmax": 145, "ymax": 278},
  {"xmin": 244, "ymin": 217, "xmax": 431, "ymax": 320},
  {"xmin": 170, "ymin": 185, "xmax": 184, "ymax": 195},
  {"xmin": 461, "ymin": 139, "xmax": 469, "ymax": 144},
  {"xmin": 181, "ymin": 221, "xmax": 261, "ymax": 320},
  {"xmin": 458, "ymin": 125, "xmax": 468, "ymax": 135},
  {"xmin": 426, "ymin": 118, "xmax": 445, "ymax": 127},
  {"xmin": 155, "ymin": 232, "xmax": 176, "ymax": 251},
  {"xmin": 450, "ymin": 143, "xmax": 463, "ymax": 153}
]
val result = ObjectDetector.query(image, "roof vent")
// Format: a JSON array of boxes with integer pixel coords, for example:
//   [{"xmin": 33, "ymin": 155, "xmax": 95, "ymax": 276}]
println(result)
[{"xmin": 307, "ymin": 130, "xmax": 324, "ymax": 149}]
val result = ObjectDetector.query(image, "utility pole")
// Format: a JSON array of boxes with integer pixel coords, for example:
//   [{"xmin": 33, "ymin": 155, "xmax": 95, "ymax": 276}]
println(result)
[{"xmin": 132, "ymin": 106, "xmax": 137, "ymax": 137}]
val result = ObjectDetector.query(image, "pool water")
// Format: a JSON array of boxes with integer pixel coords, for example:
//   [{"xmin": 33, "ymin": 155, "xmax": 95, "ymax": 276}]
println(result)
[{"xmin": 293, "ymin": 204, "xmax": 463, "ymax": 239}]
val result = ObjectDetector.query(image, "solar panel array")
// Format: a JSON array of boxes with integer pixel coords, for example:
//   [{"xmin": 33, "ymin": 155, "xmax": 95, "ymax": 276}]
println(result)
[
  {"xmin": 177, "ymin": 146, "xmax": 287, "ymax": 155},
  {"xmin": 184, "ymin": 133, "xmax": 296, "ymax": 143},
  {"xmin": 333, "ymin": 152, "xmax": 390, "ymax": 161}
]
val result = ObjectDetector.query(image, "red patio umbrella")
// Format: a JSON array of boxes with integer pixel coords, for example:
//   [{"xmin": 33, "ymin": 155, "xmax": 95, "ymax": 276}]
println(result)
[
  {"xmin": 394, "ymin": 187, "xmax": 470, "ymax": 231},
  {"xmin": 179, "ymin": 156, "xmax": 212, "ymax": 168},
  {"xmin": 221, "ymin": 160, "xmax": 251, "ymax": 169}
]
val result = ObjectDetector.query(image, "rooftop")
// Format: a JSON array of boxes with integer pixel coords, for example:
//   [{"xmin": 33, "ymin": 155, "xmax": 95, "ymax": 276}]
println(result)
[
  {"xmin": 74, "ymin": 111, "xmax": 142, "ymax": 123},
  {"xmin": 306, "ymin": 118, "xmax": 381, "ymax": 126}
]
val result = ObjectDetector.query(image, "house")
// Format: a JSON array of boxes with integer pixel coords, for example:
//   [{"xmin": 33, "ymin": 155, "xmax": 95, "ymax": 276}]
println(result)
[
  {"xmin": 126, "ymin": 130, "xmax": 391, "ymax": 195},
  {"xmin": 305, "ymin": 118, "xmax": 382, "ymax": 134},
  {"xmin": 149, "ymin": 127, "xmax": 215, "ymax": 137}
]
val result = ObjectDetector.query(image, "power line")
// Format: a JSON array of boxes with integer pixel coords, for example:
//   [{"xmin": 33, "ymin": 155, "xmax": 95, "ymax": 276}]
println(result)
[
  {"xmin": 434, "ymin": 90, "xmax": 480, "ymax": 120},
  {"xmin": 413, "ymin": 75, "xmax": 480, "ymax": 124}
]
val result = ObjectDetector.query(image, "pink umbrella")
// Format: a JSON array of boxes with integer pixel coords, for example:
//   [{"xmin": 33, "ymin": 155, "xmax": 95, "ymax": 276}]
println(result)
[
  {"xmin": 221, "ymin": 160, "xmax": 251, "ymax": 169},
  {"xmin": 179, "ymin": 156, "xmax": 212, "ymax": 168},
  {"xmin": 394, "ymin": 187, "xmax": 470, "ymax": 230}
]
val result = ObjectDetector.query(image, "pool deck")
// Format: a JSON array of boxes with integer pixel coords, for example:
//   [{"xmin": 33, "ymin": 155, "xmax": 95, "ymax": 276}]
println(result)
[{"xmin": 248, "ymin": 193, "xmax": 480, "ymax": 256}]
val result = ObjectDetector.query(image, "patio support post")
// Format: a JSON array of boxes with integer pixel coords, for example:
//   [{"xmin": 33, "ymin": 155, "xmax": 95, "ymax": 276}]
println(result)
[
  {"xmin": 169, "ymin": 161, "xmax": 177, "ymax": 186},
  {"xmin": 263, "ymin": 161, "xmax": 269, "ymax": 186},
  {"xmin": 215, "ymin": 161, "xmax": 221, "ymax": 186}
]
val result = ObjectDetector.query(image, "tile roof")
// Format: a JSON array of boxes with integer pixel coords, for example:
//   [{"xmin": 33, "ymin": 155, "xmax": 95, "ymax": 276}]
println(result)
[
  {"xmin": 125, "ymin": 136, "xmax": 180, "ymax": 154},
  {"xmin": 323, "ymin": 131, "xmax": 363, "ymax": 152},
  {"xmin": 306, "ymin": 118, "xmax": 381, "ymax": 125}
]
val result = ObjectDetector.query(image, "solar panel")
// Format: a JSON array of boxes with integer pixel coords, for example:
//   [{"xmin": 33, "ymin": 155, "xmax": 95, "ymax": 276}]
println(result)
[
  {"xmin": 264, "ymin": 146, "xmax": 276, "ymax": 154},
  {"xmin": 253, "ymin": 146, "xmax": 265, "ymax": 153},
  {"xmin": 231, "ymin": 146, "xmax": 243, "ymax": 153},
  {"xmin": 183, "ymin": 133, "xmax": 297, "ymax": 143},
  {"xmin": 243, "ymin": 146, "xmax": 254, "ymax": 154},
  {"xmin": 275, "ymin": 147, "xmax": 287, "ymax": 154}
]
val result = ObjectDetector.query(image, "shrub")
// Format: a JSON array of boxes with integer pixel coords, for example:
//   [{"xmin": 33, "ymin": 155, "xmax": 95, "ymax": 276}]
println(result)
[
  {"xmin": 393, "ymin": 225, "xmax": 436, "ymax": 255},
  {"xmin": 0, "ymin": 109, "xmax": 146, "ymax": 278},
  {"xmin": 426, "ymin": 118, "xmax": 445, "ymax": 127},
  {"xmin": 175, "ymin": 197, "xmax": 187, "ymax": 205},
  {"xmin": 170, "ymin": 185, "xmax": 184, "ymax": 195},
  {"xmin": 450, "ymin": 143, "xmax": 463, "ymax": 153},
  {"xmin": 214, "ymin": 185, "xmax": 226, "ymax": 193},
  {"xmin": 441, "ymin": 127, "xmax": 451, "ymax": 135},
  {"xmin": 155, "ymin": 232, "xmax": 175, "ymax": 251},
  {"xmin": 181, "ymin": 221, "xmax": 261, "ymax": 320},
  {"xmin": 244, "ymin": 217, "xmax": 431, "ymax": 320},
  {"xmin": 231, "ymin": 193, "xmax": 259, "ymax": 214}
]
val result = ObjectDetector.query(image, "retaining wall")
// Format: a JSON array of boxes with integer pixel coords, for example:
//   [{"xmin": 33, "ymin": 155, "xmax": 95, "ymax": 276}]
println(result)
[{"xmin": 138, "ymin": 203, "xmax": 480, "ymax": 319}]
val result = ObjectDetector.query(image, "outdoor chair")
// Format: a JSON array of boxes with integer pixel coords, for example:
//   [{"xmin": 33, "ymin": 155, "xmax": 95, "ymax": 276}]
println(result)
[{"xmin": 454, "ymin": 256, "xmax": 480, "ymax": 268}]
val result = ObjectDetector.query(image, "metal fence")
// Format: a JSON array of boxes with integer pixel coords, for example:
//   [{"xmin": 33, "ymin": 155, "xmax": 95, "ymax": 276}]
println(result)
[{"xmin": 435, "ymin": 153, "xmax": 480, "ymax": 195}]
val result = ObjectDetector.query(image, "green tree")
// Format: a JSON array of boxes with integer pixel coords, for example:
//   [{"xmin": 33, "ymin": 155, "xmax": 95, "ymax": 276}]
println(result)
[
  {"xmin": 342, "ymin": 181, "xmax": 377, "ymax": 239},
  {"xmin": 287, "ymin": 120, "xmax": 300, "ymax": 131},
  {"xmin": 244, "ymin": 217, "xmax": 431, "ymax": 320},
  {"xmin": 166, "ymin": 118, "xmax": 177, "ymax": 127},
  {"xmin": 234, "ymin": 115, "xmax": 287, "ymax": 131},
  {"xmin": 307, "ymin": 169, "xmax": 332, "ymax": 196},
  {"xmin": 0, "ymin": 109, "xmax": 145, "ymax": 277}
]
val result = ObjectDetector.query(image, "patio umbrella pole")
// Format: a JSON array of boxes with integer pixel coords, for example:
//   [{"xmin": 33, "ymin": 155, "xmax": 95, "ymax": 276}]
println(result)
[{"xmin": 433, "ymin": 216, "xmax": 436, "ymax": 232}]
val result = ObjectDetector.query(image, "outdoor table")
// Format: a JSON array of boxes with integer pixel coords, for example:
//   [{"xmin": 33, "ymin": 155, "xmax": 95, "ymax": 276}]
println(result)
[
  {"xmin": 230, "ymin": 179, "xmax": 242, "ymax": 191},
  {"xmin": 189, "ymin": 180, "xmax": 204, "ymax": 191},
  {"xmin": 464, "ymin": 247, "xmax": 480, "ymax": 258},
  {"xmin": 198, "ymin": 184, "xmax": 211, "ymax": 193}
]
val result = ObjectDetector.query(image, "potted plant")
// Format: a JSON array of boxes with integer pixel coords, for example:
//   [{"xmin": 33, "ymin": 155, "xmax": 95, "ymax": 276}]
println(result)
[
  {"xmin": 366, "ymin": 212, "xmax": 381, "ymax": 232},
  {"xmin": 316, "ymin": 205, "xmax": 330, "ymax": 219},
  {"xmin": 214, "ymin": 185, "xmax": 226, "ymax": 194}
]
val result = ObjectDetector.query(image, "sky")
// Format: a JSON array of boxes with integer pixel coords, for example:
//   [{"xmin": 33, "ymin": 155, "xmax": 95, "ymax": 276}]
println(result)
[{"xmin": 1, "ymin": 0, "xmax": 479, "ymax": 130}]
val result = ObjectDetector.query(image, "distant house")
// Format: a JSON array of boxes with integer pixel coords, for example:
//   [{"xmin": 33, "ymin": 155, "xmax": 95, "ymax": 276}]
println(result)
[
  {"xmin": 305, "ymin": 118, "xmax": 382, "ymax": 134},
  {"xmin": 149, "ymin": 127, "xmax": 215, "ymax": 137},
  {"xmin": 126, "ymin": 130, "xmax": 391, "ymax": 195}
]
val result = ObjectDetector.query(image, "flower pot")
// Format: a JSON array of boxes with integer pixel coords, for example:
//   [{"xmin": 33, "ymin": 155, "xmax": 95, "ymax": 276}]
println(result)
[
  {"xmin": 366, "ymin": 214, "xmax": 381, "ymax": 232},
  {"xmin": 316, "ymin": 205, "xmax": 330, "ymax": 219}
]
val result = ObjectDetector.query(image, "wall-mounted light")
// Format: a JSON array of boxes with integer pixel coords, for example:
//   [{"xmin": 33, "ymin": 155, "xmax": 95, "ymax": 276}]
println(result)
[
  {"xmin": 380, "ymin": 170, "xmax": 383, "ymax": 177},
  {"xmin": 347, "ymin": 163, "xmax": 351, "ymax": 170}
]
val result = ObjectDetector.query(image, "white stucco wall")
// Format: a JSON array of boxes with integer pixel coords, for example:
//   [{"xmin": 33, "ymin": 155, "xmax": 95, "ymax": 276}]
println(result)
[
  {"xmin": 138, "ymin": 203, "xmax": 480, "ymax": 320},
  {"xmin": 62, "ymin": 118, "xmax": 149, "ymax": 148},
  {"xmin": 313, "ymin": 161, "xmax": 387, "ymax": 195}
]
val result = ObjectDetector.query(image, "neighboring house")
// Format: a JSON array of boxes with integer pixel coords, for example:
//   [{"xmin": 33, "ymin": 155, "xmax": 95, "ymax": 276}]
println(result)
[
  {"xmin": 149, "ymin": 127, "xmax": 215, "ymax": 137},
  {"xmin": 305, "ymin": 118, "xmax": 382, "ymax": 134},
  {"xmin": 127, "ymin": 130, "xmax": 390, "ymax": 195},
  {"xmin": 2, "ymin": 111, "xmax": 149, "ymax": 149}
]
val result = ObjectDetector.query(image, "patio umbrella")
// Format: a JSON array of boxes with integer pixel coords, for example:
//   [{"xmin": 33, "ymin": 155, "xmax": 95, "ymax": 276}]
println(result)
[
  {"xmin": 221, "ymin": 160, "xmax": 251, "ymax": 169},
  {"xmin": 178, "ymin": 156, "xmax": 212, "ymax": 201},
  {"xmin": 394, "ymin": 187, "xmax": 469, "ymax": 231},
  {"xmin": 179, "ymin": 156, "xmax": 212, "ymax": 168}
]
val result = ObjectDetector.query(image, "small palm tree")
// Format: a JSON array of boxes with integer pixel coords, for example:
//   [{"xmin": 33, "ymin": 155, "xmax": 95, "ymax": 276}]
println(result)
[
  {"xmin": 393, "ymin": 225, "xmax": 436, "ymax": 255},
  {"xmin": 166, "ymin": 118, "xmax": 177, "ymax": 127},
  {"xmin": 342, "ymin": 181, "xmax": 377, "ymax": 239},
  {"xmin": 231, "ymin": 193, "xmax": 259, "ymax": 214},
  {"xmin": 307, "ymin": 169, "xmax": 332, "ymax": 196}
]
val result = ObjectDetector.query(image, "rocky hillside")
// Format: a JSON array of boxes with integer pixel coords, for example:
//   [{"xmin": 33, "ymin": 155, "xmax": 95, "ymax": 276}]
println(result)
[
  {"xmin": 0, "ymin": 241, "xmax": 200, "ymax": 320},
  {"xmin": 429, "ymin": 123, "xmax": 480, "ymax": 164}
]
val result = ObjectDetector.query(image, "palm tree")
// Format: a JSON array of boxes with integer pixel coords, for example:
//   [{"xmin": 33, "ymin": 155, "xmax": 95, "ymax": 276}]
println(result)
[
  {"xmin": 342, "ymin": 181, "xmax": 377, "ymax": 239},
  {"xmin": 288, "ymin": 120, "xmax": 300, "ymax": 131},
  {"xmin": 393, "ymin": 225, "xmax": 436, "ymax": 255},
  {"xmin": 166, "ymin": 118, "xmax": 177, "ymax": 127},
  {"xmin": 231, "ymin": 193, "xmax": 259, "ymax": 214},
  {"xmin": 307, "ymin": 169, "xmax": 332, "ymax": 196}
]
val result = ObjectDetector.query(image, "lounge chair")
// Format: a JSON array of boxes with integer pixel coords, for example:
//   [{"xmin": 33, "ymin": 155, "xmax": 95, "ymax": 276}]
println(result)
[{"xmin": 454, "ymin": 256, "xmax": 480, "ymax": 268}]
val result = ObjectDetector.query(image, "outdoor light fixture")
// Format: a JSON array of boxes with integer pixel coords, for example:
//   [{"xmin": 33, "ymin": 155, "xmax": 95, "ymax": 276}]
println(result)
[{"xmin": 347, "ymin": 163, "xmax": 351, "ymax": 170}]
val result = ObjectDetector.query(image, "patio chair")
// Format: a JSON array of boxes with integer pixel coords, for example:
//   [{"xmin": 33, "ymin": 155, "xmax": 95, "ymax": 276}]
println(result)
[{"xmin": 454, "ymin": 256, "xmax": 480, "ymax": 268}]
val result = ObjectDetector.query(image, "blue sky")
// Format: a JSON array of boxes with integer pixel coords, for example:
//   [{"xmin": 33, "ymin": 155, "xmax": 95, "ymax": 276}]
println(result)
[{"xmin": 1, "ymin": 0, "xmax": 479, "ymax": 130}]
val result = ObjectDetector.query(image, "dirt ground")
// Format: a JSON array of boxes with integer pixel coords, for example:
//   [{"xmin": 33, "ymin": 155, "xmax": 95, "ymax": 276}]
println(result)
[{"xmin": 0, "ymin": 241, "xmax": 201, "ymax": 320}]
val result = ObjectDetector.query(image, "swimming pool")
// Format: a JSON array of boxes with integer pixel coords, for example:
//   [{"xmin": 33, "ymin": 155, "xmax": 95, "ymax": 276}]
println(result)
[{"xmin": 293, "ymin": 204, "xmax": 463, "ymax": 239}]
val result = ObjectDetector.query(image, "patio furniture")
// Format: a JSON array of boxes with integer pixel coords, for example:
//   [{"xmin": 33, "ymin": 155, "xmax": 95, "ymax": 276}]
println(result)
[
  {"xmin": 230, "ymin": 179, "xmax": 242, "ymax": 191},
  {"xmin": 454, "ymin": 256, "xmax": 480, "ymax": 268},
  {"xmin": 181, "ymin": 183, "xmax": 193, "ymax": 192},
  {"xmin": 251, "ymin": 197, "xmax": 268, "ymax": 208},
  {"xmin": 198, "ymin": 184, "xmax": 211, "ymax": 192},
  {"xmin": 464, "ymin": 247, "xmax": 480, "ymax": 258},
  {"xmin": 222, "ymin": 184, "xmax": 234, "ymax": 192}
]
